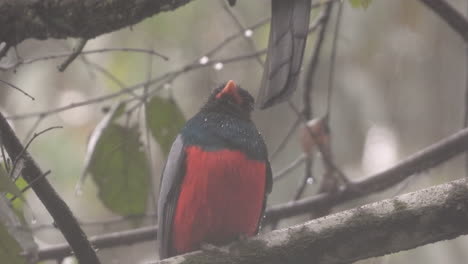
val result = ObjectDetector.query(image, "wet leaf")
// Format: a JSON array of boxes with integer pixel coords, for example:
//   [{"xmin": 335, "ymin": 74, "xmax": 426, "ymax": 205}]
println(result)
[
  {"xmin": 0, "ymin": 165, "xmax": 22, "ymax": 200},
  {"xmin": 4, "ymin": 177, "xmax": 28, "ymax": 221},
  {"xmin": 88, "ymin": 124, "xmax": 150, "ymax": 216},
  {"xmin": 78, "ymin": 102, "xmax": 126, "ymax": 193},
  {"xmin": 145, "ymin": 96, "xmax": 185, "ymax": 156},
  {"xmin": 349, "ymin": 0, "xmax": 372, "ymax": 9},
  {"xmin": 0, "ymin": 196, "xmax": 37, "ymax": 263}
]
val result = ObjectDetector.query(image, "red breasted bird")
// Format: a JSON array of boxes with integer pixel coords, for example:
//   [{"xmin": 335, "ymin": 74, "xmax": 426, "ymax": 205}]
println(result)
[{"xmin": 157, "ymin": 80, "xmax": 272, "ymax": 259}]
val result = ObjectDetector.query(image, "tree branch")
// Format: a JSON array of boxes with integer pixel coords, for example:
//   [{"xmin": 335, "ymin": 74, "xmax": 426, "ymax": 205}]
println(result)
[
  {"xmin": 38, "ymin": 226, "xmax": 157, "ymax": 261},
  {"xmin": 266, "ymin": 126, "xmax": 468, "ymax": 222},
  {"xmin": 154, "ymin": 178, "xmax": 468, "ymax": 264},
  {"xmin": 0, "ymin": 0, "xmax": 193, "ymax": 46},
  {"xmin": 0, "ymin": 112, "xmax": 101, "ymax": 264},
  {"xmin": 419, "ymin": 0, "xmax": 468, "ymax": 43},
  {"xmin": 36, "ymin": 125, "xmax": 468, "ymax": 261}
]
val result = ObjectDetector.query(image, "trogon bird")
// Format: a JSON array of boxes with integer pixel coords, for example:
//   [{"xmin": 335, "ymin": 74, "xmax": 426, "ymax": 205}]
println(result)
[{"xmin": 157, "ymin": 80, "xmax": 272, "ymax": 259}]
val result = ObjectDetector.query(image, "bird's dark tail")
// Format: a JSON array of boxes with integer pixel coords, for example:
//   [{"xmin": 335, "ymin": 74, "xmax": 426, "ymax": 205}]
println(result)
[{"xmin": 257, "ymin": 0, "xmax": 311, "ymax": 109}]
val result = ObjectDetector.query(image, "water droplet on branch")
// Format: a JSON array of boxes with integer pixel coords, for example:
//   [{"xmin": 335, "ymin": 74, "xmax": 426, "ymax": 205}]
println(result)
[
  {"xmin": 214, "ymin": 62, "xmax": 223, "ymax": 71},
  {"xmin": 199, "ymin": 56, "xmax": 209, "ymax": 65}
]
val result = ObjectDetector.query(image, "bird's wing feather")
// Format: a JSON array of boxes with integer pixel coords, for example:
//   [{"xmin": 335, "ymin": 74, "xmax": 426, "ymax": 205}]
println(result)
[
  {"xmin": 157, "ymin": 134, "xmax": 186, "ymax": 259},
  {"xmin": 257, "ymin": 0, "xmax": 312, "ymax": 109}
]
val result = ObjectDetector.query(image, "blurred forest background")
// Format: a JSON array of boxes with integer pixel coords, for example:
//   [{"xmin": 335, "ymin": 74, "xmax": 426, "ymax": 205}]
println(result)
[{"xmin": 1, "ymin": 0, "xmax": 468, "ymax": 263}]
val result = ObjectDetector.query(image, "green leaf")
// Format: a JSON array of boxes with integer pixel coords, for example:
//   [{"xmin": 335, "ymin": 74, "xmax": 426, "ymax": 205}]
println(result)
[
  {"xmin": 78, "ymin": 102, "xmax": 126, "ymax": 193},
  {"xmin": 4, "ymin": 177, "xmax": 28, "ymax": 221},
  {"xmin": 0, "ymin": 165, "xmax": 23, "ymax": 199},
  {"xmin": 88, "ymin": 124, "xmax": 150, "ymax": 216},
  {"xmin": 349, "ymin": 0, "xmax": 372, "ymax": 8},
  {"xmin": 0, "ymin": 196, "xmax": 37, "ymax": 263},
  {"xmin": 0, "ymin": 222, "xmax": 25, "ymax": 264},
  {"xmin": 145, "ymin": 96, "xmax": 185, "ymax": 156}
]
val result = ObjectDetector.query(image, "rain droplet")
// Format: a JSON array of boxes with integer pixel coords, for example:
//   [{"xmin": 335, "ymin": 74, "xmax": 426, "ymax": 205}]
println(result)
[
  {"xmin": 30, "ymin": 218, "xmax": 37, "ymax": 225},
  {"xmin": 214, "ymin": 62, "xmax": 223, "ymax": 71},
  {"xmin": 75, "ymin": 187, "xmax": 83, "ymax": 196},
  {"xmin": 306, "ymin": 177, "xmax": 314, "ymax": 185},
  {"xmin": 163, "ymin": 83, "xmax": 171, "ymax": 90},
  {"xmin": 244, "ymin": 29, "xmax": 253, "ymax": 38},
  {"xmin": 204, "ymin": 118, "xmax": 208, "ymax": 122},
  {"xmin": 199, "ymin": 56, "xmax": 209, "ymax": 65}
]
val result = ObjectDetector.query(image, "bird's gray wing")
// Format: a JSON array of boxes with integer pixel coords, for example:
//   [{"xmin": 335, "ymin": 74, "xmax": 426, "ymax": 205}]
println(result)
[
  {"xmin": 157, "ymin": 135, "xmax": 186, "ymax": 259},
  {"xmin": 257, "ymin": 0, "xmax": 312, "ymax": 109}
]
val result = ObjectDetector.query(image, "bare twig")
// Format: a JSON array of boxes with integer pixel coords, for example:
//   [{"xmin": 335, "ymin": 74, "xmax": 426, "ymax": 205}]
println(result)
[
  {"xmin": 303, "ymin": 4, "xmax": 332, "ymax": 120},
  {"xmin": 37, "ymin": 226, "xmax": 157, "ymax": 261},
  {"xmin": 419, "ymin": 0, "xmax": 468, "ymax": 43},
  {"xmin": 0, "ymin": 112, "xmax": 101, "ymax": 264},
  {"xmin": 58, "ymin": 39, "xmax": 88, "ymax": 72},
  {"xmin": 222, "ymin": 0, "xmax": 264, "ymax": 66},
  {"xmin": 269, "ymin": 115, "xmax": 301, "ymax": 161},
  {"xmin": 11, "ymin": 126, "xmax": 62, "ymax": 181},
  {"xmin": 31, "ymin": 213, "xmax": 157, "ymax": 232},
  {"xmin": 273, "ymin": 153, "xmax": 306, "ymax": 181},
  {"xmin": 1, "ymin": 48, "xmax": 170, "ymax": 71},
  {"xmin": 6, "ymin": 50, "xmax": 267, "ymax": 121},
  {"xmin": 0, "ymin": 79, "xmax": 35, "ymax": 100},
  {"xmin": 9, "ymin": 170, "xmax": 51, "ymax": 202},
  {"xmin": 23, "ymin": 116, "xmax": 45, "ymax": 143},
  {"xmin": 325, "ymin": 1, "xmax": 343, "ymax": 121}
]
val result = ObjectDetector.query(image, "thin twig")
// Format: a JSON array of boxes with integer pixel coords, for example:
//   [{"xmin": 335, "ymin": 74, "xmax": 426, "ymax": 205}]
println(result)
[
  {"xmin": 11, "ymin": 126, "xmax": 62, "ymax": 180},
  {"xmin": 58, "ymin": 39, "xmax": 88, "ymax": 72},
  {"xmin": 23, "ymin": 116, "xmax": 44, "ymax": 143},
  {"xmin": 31, "ymin": 213, "xmax": 157, "ymax": 232},
  {"xmin": 269, "ymin": 115, "xmax": 301, "ymax": 161},
  {"xmin": 222, "ymin": 0, "xmax": 264, "ymax": 66},
  {"xmin": 273, "ymin": 153, "xmax": 306, "ymax": 181},
  {"xmin": 6, "ymin": 50, "xmax": 267, "ymax": 121},
  {"xmin": 37, "ymin": 226, "xmax": 157, "ymax": 261},
  {"xmin": 1, "ymin": 48, "xmax": 170, "ymax": 71},
  {"xmin": 303, "ymin": 4, "xmax": 331, "ymax": 120},
  {"xmin": 9, "ymin": 170, "xmax": 51, "ymax": 202},
  {"xmin": 325, "ymin": 1, "xmax": 343, "ymax": 121},
  {"xmin": 0, "ymin": 79, "xmax": 35, "ymax": 100}
]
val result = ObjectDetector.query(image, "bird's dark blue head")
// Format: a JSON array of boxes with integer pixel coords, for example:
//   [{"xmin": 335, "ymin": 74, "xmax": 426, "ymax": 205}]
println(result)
[{"xmin": 202, "ymin": 80, "xmax": 254, "ymax": 119}]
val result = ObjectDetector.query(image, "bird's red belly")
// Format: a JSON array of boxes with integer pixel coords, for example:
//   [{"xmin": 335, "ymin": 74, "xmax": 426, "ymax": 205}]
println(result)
[{"xmin": 171, "ymin": 146, "xmax": 266, "ymax": 255}]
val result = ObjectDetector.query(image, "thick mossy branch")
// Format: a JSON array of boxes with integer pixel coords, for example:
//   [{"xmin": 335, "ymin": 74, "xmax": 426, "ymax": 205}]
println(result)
[
  {"xmin": 157, "ymin": 178, "xmax": 468, "ymax": 264},
  {"xmin": 0, "ymin": 0, "xmax": 193, "ymax": 45}
]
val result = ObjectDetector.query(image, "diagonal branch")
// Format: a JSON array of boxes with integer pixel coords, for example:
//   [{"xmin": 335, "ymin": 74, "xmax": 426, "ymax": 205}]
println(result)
[
  {"xmin": 154, "ymin": 177, "xmax": 468, "ymax": 264},
  {"xmin": 0, "ymin": 112, "xmax": 101, "ymax": 264},
  {"xmin": 265, "ymin": 126, "xmax": 468, "ymax": 222},
  {"xmin": 419, "ymin": 0, "xmax": 468, "ymax": 43}
]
